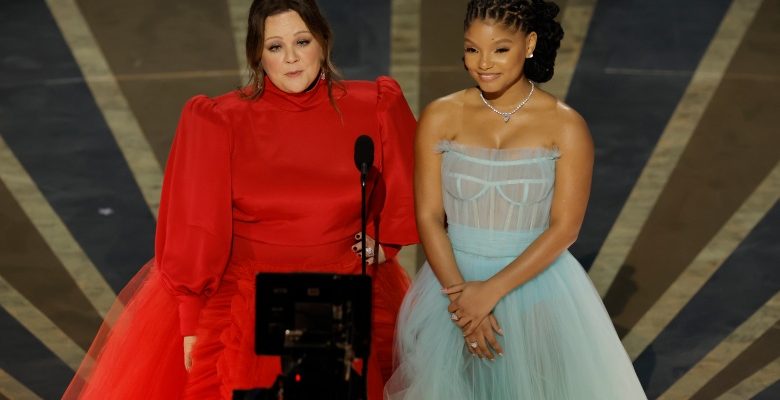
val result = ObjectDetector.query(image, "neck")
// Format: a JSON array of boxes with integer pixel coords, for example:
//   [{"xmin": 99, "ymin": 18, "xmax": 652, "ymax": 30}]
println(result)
[{"xmin": 481, "ymin": 76, "xmax": 533, "ymax": 107}]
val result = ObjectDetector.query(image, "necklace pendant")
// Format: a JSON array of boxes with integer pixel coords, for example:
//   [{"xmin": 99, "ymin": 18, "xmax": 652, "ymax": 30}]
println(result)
[{"xmin": 503, "ymin": 115, "xmax": 510, "ymax": 123}]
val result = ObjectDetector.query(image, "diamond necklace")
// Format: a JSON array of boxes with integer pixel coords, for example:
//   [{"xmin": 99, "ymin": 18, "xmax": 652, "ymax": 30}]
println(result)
[{"xmin": 479, "ymin": 81, "xmax": 535, "ymax": 123}]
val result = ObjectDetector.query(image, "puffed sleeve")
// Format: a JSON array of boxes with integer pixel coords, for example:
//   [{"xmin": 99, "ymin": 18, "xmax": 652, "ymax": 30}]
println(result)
[
  {"xmin": 375, "ymin": 77, "xmax": 419, "ymax": 256},
  {"xmin": 154, "ymin": 95, "xmax": 232, "ymax": 336}
]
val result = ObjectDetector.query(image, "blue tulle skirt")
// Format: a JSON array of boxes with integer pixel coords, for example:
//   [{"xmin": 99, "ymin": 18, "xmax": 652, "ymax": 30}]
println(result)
[{"xmin": 385, "ymin": 224, "xmax": 647, "ymax": 399}]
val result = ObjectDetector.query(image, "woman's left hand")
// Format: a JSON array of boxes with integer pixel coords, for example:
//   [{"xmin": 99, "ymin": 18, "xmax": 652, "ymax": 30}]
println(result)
[
  {"xmin": 444, "ymin": 281, "xmax": 502, "ymax": 337},
  {"xmin": 351, "ymin": 232, "xmax": 386, "ymax": 264}
]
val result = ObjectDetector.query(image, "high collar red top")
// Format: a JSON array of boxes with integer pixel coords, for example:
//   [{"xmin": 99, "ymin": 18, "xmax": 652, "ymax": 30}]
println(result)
[
  {"xmin": 154, "ymin": 75, "xmax": 419, "ymax": 335},
  {"xmin": 258, "ymin": 75, "xmax": 331, "ymax": 111}
]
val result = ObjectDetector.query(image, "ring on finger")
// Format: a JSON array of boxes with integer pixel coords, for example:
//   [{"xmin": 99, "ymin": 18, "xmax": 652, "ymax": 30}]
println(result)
[
  {"xmin": 468, "ymin": 341, "xmax": 478, "ymax": 349},
  {"xmin": 365, "ymin": 247, "xmax": 374, "ymax": 257},
  {"xmin": 450, "ymin": 312, "xmax": 459, "ymax": 321}
]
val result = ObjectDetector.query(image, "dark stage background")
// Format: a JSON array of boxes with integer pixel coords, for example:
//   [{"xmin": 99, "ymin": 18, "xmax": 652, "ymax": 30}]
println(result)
[{"xmin": 0, "ymin": 0, "xmax": 778, "ymax": 398}]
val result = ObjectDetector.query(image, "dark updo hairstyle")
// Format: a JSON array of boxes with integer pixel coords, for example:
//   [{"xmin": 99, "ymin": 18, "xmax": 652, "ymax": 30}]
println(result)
[
  {"xmin": 244, "ymin": 0, "xmax": 342, "ymax": 101},
  {"xmin": 464, "ymin": 0, "xmax": 564, "ymax": 83}
]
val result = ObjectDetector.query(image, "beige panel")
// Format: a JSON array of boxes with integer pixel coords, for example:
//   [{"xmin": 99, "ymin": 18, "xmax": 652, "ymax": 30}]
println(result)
[
  {"xmin": 75, "ymin": 0, "xmax": 241, "ymax": 167},
  {"xmin": 621, "ymin": 162, "xmax": 780, "ymax": 359},
  {"xmin": 419, "ymin": 0, "xmax": 471, "ymax": 108},
  {"xmin": 659, "ymin": 292, "xmax": 780, "ymax": 400},
  {"xmin": 0, "ymin": 369, "xmax": 41, "ymax": 400},
  {"xmin": 542, "ymin": 0, "xmax": 597, "ymax": 100},
  {"xmin": 0, "ymin": 136, "xmax": 114, "ymax": 319},
  {"xmin": 604, "ymin": 0, "xmax": 779, "ymax": 338},
  {"xmin": 228, "ymin": 0, "xmax": 253, "ymax": 81},
  {"xmin": 0, "ymin": 179, "xmax": 103, "ymax": 350},
  {"xmin": 689, "ymin": 322, "xmax": 780, "ymax": 399},
  {"xmin": 715, "ymin": 356, "xmax": 780, "ymax": 400},
  {"xmin": 588, "ymin": 0, "xmax": 765, "ymax": 297},
  {"xmin": 391, "ymin": 0, "xmax": 424, "ymax": 274},
  {"xmin": 45, "ymin": 0, "xmax": 163, "ymax": 217},
  {"xmin": 391, "ymin": 0, "xmax": 422, "ymax": 115},
  {"xmin": 0, "ymin": 276, "xmax": 85, "ymax": 370}
]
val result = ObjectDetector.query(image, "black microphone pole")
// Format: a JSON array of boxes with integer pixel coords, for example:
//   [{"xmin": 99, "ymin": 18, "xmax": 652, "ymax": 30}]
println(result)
[
  {"xmin": 354, "ymin": 135, "xmax": 374, "ymax": 277},
  {"xmin": 360, "ymin": 162, "xmax": 368, "ymax": 276},
  {"xmin": 353, "ymin": 135, "xmax": 374, "ymax": 400}
]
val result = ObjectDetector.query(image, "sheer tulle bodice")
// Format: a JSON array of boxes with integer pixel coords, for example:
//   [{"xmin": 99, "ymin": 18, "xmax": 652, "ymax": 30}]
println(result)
[{"xmin": 438, "ymin": 140, "xmax": 560, "ymax": 232}]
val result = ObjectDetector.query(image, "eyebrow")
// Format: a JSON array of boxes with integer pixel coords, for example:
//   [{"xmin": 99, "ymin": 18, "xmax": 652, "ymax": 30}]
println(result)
[
  {"xmin": 492, "ymin": 38, "xmax": 514, "ymax": 44},
  {"xmin": 464, "ymin": 37, "xmax": 515, "ymax": 45},
  {"xmin": 265, "ymin": 30, "xmax": 312, "ymax": 41}
]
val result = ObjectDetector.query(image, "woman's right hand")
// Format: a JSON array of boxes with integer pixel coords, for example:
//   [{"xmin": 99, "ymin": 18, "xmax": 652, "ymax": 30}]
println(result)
[
  {"xmin": 464, "ymin": 313, "xmax": 504, "ymax": 360},
  {"xmin": 183, "ymin": 335, "xmax": 197, "ymax": 372}
]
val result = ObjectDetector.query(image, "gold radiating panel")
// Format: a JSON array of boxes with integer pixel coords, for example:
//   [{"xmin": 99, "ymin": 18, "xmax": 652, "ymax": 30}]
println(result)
[
  {"xmin": 45, "ymin": 0, "xmax": 163, "ymax": 217},
  {"xmin": 621, "ymin": 162, "xmax": 780, "ymax": 359},
  {"xmin": 588, "ymin": 0, "xmax": 765, "ymax": 297},
  {"xmin": 0, "ymin": 136, "xmax": 115, "ymax": 317},
  {"xmin": 715, "ymin": 356, "xmax": 780, "ymax": 400},
  {"xmin": 542, "ymin": 0, "xmax": 597, "ymax": 99},
  {"xmin": 0, "ymin": 368, "xmax": 42, "ymax": 400},
  {"xmin": 659, "ymin": 292, "xmax": 780, "ymax": 399},
  {"xmin": 0, "ymin": 276, "xmax": 85, "ymax": 370}
]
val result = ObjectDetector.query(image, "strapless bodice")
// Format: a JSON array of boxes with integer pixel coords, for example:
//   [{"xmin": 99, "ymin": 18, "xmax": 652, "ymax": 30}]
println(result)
[{"xmin": 438, "ymin": 140, "xmax": 559, "ymax": 232}]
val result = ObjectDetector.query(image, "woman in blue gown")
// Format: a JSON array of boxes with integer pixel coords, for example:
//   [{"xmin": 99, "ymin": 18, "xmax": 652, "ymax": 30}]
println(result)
[{"xmin": 385, "ymin": 1, "xmax": 647, "ymax": 398}]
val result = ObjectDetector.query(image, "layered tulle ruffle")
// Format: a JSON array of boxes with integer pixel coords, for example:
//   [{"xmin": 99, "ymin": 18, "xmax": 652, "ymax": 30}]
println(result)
[
  {"xmin": 385, "ymin": 225, "xmax": 647, "ymax": 399},
  {"xmin": 65, "ymin": 258, "xmax": 409, "ymax": 400}
]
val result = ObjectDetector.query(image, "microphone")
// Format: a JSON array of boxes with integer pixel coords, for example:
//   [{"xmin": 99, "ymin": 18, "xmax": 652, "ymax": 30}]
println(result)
[{"xmin": 354, "ymin": 135, "xmax": 374, "ymax": 175}]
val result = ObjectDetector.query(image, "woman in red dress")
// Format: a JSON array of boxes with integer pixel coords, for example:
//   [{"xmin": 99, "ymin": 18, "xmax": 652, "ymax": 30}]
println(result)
[{"xmin": 63, "ymin": 1, "xmax": 417, "ymax": 398}]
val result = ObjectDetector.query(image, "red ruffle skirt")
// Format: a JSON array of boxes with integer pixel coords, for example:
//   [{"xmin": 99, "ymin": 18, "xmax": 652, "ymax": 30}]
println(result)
[{"xmin": 63, "ymin": 240, "xmax": 410, "ymax": 399}]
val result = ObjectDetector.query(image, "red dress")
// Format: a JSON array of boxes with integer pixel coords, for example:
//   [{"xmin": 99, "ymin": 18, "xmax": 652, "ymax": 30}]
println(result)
[{"xmin": 63, "ymin": 76, "xmax": 418, "ymax": 399}]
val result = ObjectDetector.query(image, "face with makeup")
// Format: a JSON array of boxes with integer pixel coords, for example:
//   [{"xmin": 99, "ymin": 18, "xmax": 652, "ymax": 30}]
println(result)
[
  {"xmin": 463, "ymin": 18, "xmax": 537, "ymax": 94},
  {"xmin": 261, "ymin": 10, "xmax": 324, "ymax": 93}
]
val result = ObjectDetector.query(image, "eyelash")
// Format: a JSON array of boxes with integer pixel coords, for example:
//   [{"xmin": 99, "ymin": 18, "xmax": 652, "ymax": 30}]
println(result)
[
  {"xmin": 464, "ymin": 47, "xmax": 511, "ymax": 54},
  {"xmin": 268, "ymin": 39, "xmax": 311, "ymax": 52}
]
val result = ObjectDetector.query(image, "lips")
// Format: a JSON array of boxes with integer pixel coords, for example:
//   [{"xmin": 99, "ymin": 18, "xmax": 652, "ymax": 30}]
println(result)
[
  {"xmin": 478, "ymin": 73, "xmax": 501, "ymax": 82},
  {"xmin": 285, "ymin": 70, "xmax": 303, "ymax": 77}
]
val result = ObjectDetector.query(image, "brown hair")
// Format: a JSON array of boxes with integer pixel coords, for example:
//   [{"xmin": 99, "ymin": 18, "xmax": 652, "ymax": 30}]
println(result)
[{"xmin": 243, "ymin": 0, "xmax": 343, "ymax": 104}]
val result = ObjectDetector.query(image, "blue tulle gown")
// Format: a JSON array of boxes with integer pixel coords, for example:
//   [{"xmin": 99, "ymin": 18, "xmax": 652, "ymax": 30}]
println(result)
[{"xmin": 385, "ymin": 141, "xmax": 647, "ymax": 399}]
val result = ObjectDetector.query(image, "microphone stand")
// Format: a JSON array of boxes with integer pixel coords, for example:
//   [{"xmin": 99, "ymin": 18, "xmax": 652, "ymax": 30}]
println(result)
[
  {"xmin": 360, "ymin": 163, "xmax": 368, "ymax": 277},
  {"xmin": 354, "ymin": 134, "xmax": 373, "ymax": 399}
]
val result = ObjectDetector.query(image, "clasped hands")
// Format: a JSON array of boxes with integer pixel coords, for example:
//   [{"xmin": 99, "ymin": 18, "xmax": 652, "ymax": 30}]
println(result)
[{"xmin": 443, "ymin": 280, "xmax": 504, "ymax": 360}]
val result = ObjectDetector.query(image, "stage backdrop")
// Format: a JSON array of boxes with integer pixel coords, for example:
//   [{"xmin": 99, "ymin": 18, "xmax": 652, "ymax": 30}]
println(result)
[{"xmin": 0, "ymin": 0, "xmax": 777, "ymax": 398}]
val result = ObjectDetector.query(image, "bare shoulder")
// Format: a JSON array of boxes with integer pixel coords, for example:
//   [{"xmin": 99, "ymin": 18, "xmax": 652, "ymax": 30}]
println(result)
[
  {"xmin": 417, "ymin": 89, "xmax": 469, "ymax": 141},
  {"xmin": 534, "ymin": 91, "xmax": 591, "ymax": 149}
]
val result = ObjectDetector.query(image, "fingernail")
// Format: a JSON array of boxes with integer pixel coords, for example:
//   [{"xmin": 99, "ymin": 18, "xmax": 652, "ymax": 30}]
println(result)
[
  {"xmin": 440, "ymin": 288, "xmax": 447, "ymax": 293},
  {"xmin": 498, "ymin": 353, "xmax": 504, "ymax": 357},
  {"xmin": 498, "ymin": 329, "xmax": 504, "ymax": 335}
]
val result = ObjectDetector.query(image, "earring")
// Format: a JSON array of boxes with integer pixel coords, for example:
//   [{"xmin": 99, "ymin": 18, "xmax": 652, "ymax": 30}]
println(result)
[
  {"xmin": 528, "ymin": 53, "xmax": 534, "ymax": 59},
  {"xmin": 320, "ymin": 70, "xmax": 326, "ymax": 80}
]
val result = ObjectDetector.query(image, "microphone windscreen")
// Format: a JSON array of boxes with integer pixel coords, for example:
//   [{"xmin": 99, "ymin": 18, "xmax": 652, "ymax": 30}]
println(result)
[{"xmin": 354, "ymin": 135, "xmax": 374, "ymax": 171}]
